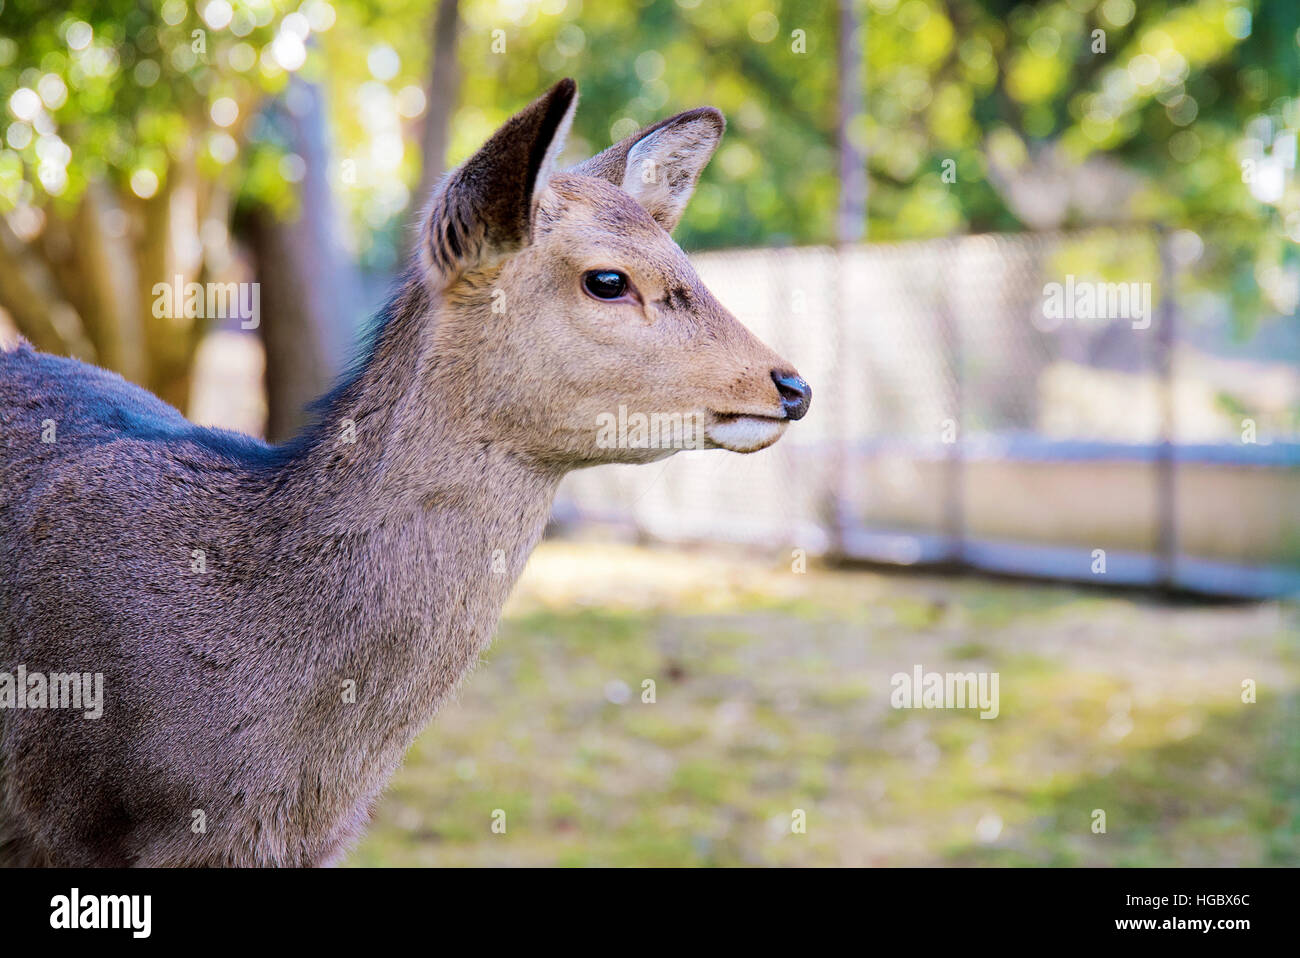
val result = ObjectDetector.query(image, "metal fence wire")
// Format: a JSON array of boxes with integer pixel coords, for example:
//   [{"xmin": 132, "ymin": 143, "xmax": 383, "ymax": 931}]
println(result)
[{"xmin": 555, "ymin": 229, "xmax": 1300, "ymax": 598}]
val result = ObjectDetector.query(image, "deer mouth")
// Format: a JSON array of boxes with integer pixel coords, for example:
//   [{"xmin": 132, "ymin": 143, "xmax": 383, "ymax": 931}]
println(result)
[{"xmin": 704, "ymin": 411, "xmax": 789, "ymax": 453}]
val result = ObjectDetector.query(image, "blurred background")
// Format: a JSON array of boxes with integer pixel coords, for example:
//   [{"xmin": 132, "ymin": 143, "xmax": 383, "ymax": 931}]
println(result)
[{"xmin": 0, "ymin": 0, "xmax": 1296, "ymax": 865}]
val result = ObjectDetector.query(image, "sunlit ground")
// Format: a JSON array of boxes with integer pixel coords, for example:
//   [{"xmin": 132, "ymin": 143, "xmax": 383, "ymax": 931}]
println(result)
[{"xmin": 349, "ymin": 540, "xmax": 1299, "ymax": 867}]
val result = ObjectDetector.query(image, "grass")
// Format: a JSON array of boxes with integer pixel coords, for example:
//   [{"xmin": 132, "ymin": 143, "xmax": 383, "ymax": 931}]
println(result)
[{"xmin": 347, "ymin": 539, "xmax": 1300, "ymax": 867}]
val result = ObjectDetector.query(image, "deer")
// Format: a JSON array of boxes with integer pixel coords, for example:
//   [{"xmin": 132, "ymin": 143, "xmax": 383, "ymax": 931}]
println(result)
[{"xmin": 0, "ymin": 79, "xmax": 811, "ymax": 867}]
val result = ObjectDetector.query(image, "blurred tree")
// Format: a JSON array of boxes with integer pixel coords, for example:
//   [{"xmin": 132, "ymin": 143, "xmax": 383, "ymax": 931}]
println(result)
[
  {"xmin": 838, "ymin": 0, "xmax": 867, "ymax": 244},
  {"xmin": 0, "ymin": 0, "xmax": 364, "ymax": 421},
  {"xmin": 0, "ymin": 0, "xmax": 293, "ymax": 408},
  {"xmin": 241, "ymin": 77, "xmax": 358, "ymax": 440},
  {"xmin": 321, "ymin": 0, "xmax": 1292, "ymax": 301},
  {"xmin": 409, "ymin": 0, "xmax": 460, "ymax": 250},
  {"xmin": 312, "ymin": 0, "xmax": 844, "ymax": 257},
  {"xmin": 1, "ymin": 0, "xmax": 1294, "ymax": 413}
]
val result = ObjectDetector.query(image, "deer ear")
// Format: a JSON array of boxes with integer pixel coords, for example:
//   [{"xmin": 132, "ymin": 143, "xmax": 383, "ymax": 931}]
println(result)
[
  {"xmin": 570, "ymin": 107, "xmax": 724, "ymax": 233},
  {"xmin": 421, "ymin": 78, "xmax": 577, "ymax": 281}
]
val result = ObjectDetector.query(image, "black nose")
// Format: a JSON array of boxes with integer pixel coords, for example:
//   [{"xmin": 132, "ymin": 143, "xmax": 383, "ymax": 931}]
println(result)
[{"xmin": 771, "ymin": 370, "xmax": 811, "ymax": 421}]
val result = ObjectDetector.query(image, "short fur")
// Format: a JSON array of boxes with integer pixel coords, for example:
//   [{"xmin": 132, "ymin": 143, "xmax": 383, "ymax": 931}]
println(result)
[{"xmin": 0, "ymin": 80, "xmax": 807, "ymax": 866}]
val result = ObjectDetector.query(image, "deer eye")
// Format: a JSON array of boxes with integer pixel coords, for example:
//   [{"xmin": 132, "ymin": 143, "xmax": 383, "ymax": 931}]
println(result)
[{"xmin": 583, "ymin": 270, "xmax": 629, "ymax": 301}]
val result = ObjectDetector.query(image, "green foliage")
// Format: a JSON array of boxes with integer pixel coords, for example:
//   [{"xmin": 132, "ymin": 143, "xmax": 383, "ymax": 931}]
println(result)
[
  {"xmin": 309, "ymin": 0, "xmax": 1295, "ymax": 289},
  {"xmin": 0, "ymin": 0, "xmax": 312, "ymax": 212},
  {"xmin": 1, "ymin": 0, "xmax": 1295, "ymax": 303}
]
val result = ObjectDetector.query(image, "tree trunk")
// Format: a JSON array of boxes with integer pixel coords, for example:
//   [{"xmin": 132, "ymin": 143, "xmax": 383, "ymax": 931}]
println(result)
[
  {"xmin": 67, "ymin": 183, "xmax": 146, "ymax": 383},
  {"xmin": 134, "ymin": 163, "xmax": 204, "ymax": 412},
  {"xmin": 836, "ymin": 0, "xmax": 866, "ymax": 244},
  {"xmin": 408, "ymin": 0, "xmax": 461, "ymax": 257},
  {"xmin": 0, "ymin": 219, "xmax": 87, "ymax": 358},
  {"xmin": 245, "ymin": 78, "xmax": 360, "ymax": 442}
]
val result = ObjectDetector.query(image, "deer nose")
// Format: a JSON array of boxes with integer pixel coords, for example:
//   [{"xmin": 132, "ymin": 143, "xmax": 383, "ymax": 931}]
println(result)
[{"xmin": 771, "ymin": 370, "xmax": 811, "ymax": 421}]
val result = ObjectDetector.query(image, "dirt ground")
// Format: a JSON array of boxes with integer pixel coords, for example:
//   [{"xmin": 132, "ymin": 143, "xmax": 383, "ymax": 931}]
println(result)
[{"xmin": 349, "ymin": 539, "xmax": 1299, "ymax": 866}]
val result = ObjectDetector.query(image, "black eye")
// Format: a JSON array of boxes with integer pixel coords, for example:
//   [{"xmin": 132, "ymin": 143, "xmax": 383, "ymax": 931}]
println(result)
[{"xmin": 583, "ymin": 270, "xmax": 629, "ymax": 300}]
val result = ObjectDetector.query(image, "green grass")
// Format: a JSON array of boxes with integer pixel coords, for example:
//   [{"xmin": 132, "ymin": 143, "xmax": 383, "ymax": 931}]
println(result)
[{"xmin": 347, "ymin": 541, "xmax": 1300, "ymax": 867}]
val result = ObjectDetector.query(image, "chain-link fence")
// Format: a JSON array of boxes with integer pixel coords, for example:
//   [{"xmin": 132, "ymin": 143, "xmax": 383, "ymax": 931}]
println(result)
[{"xmin": 556, "ymin": 229, "xmax": 1300, "ymax": 598}]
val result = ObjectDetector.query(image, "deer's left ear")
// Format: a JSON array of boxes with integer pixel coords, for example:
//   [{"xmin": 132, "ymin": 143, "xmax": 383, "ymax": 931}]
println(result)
[{"xmin": 571, "ymin": 107, "xmax": 724, "ymax": 233}]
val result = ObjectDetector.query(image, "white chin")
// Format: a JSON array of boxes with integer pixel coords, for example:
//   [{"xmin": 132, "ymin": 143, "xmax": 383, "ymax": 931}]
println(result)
[{"xmin": 704, "ymin": 415, "xmax": 788, "ymax": 453}]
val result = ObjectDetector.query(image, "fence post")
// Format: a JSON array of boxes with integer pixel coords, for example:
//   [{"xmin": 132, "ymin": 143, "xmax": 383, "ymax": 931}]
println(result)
[
  {"xmin": 938, "ymin": 245, "xmax": 964, "ymax": 564},
  {"xmin": 1155, "ymin": 228, "xmax": 1178, "ymax": 590},
  {"xmin": 830, "ymin": 1, "xmax": 867, "ymax": 559},
  {"xmin": 829, "ymin": 248, "xmax": 851, "ymax": 557}
]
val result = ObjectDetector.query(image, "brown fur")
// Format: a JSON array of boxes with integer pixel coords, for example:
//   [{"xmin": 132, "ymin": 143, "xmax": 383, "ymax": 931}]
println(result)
[{"xmin": 0, "ymin": 81, "xmax": 808, "ymax": 866}]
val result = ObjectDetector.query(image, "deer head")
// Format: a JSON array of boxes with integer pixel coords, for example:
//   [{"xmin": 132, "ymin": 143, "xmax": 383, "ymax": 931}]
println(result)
[{"xmin": 415, "ymin": 78, "xmax": 810, "ymax": 468}]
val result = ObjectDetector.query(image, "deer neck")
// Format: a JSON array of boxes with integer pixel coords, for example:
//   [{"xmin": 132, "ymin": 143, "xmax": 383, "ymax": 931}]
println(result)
[{"xmin": 266, "ymin": 275, "xmax": 562, "ymax": 713}]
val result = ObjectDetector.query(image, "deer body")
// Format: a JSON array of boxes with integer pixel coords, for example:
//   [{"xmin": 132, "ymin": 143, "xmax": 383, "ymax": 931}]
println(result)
[{"xmin": 0, "ymin": 81, "xmax": 809, "ymax": 866}]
